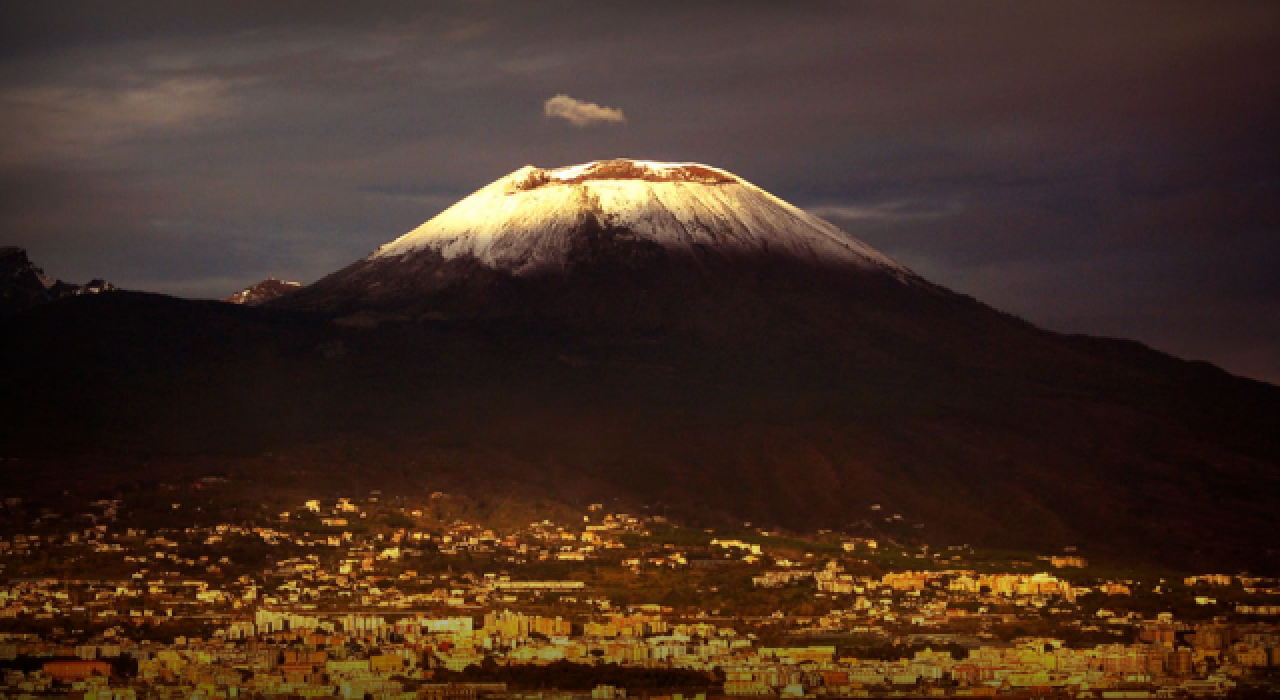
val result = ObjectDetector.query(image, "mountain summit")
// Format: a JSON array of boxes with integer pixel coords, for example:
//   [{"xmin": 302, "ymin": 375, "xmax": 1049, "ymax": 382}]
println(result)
[
  {"xmin": 372, "ymin": 159, "xmax": 909, "ymax": 276},
  {"xmin": 277, "ymin": 159, "xmax": 921, "ymax": 320}
]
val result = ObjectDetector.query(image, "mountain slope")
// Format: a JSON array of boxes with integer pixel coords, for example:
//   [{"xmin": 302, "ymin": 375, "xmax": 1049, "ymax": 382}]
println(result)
[{"xmin": 3, "ymin": 290, "xmax": 1277, "ymax": 571}]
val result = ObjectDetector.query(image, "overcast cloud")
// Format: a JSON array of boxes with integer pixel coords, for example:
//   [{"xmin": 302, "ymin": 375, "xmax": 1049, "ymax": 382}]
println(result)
[{"xmin": 1, "ymin": 1, "xmax": 1278, "ymax": 382}]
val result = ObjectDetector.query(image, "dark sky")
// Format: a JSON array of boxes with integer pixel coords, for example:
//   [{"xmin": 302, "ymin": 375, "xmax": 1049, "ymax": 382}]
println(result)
[{"xmin": 2, "ymin": 2, "xmax": 1279, "ymax": 383}]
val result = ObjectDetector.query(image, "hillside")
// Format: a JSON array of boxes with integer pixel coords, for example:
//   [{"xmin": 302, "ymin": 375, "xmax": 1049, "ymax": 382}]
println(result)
[{"xmin": 2, "ymin": 289, "xmax": 1276, "ymax": 573}]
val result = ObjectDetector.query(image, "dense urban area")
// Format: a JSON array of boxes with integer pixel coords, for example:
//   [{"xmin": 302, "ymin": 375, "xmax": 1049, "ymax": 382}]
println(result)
[{"xmin": 1, "ymin": 473, "xmax": 1277, "ymax": 699}]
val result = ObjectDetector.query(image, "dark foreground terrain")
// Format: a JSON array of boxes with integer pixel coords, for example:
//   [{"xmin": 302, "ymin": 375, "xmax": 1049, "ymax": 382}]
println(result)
[{"xmin": 2, "ymin": 256, "xmax": 1278, "ymax": 574}]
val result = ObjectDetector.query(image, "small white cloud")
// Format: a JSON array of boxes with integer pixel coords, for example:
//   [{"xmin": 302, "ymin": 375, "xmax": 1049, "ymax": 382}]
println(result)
[{"xmin": 544, "ymin": 94, "xmax": 626, "ymax": 127}]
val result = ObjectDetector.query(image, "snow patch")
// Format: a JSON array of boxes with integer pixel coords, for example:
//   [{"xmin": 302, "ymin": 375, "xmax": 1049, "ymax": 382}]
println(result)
[{"xmin": 371, "ymin": 159, "xmax": 912, "ymax": 279}]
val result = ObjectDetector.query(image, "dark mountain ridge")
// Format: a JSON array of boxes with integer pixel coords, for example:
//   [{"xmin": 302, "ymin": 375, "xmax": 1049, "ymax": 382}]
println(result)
[
  {"xmin": 3, "ymin": 271, "xmax": 1276, "ymax": 572},
  {"xmin": 1, "ymin": 247, "xmax": 115, "ymax": 314},
  {"xmin": 224, "ymin": 277, "xmax": 301, "ymax": 306}
]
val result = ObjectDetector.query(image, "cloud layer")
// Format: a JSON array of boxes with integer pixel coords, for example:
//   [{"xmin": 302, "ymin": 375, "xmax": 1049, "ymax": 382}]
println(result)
[{"xmin": 544, "ymin": 94, "xmax": 626, "ymax": 127}]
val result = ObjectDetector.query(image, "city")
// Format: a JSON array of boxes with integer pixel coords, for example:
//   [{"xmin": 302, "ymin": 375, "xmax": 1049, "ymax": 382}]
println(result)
[{"xmin": 0, "ymin": 476, "xmax": 1276, "ymax": 698}]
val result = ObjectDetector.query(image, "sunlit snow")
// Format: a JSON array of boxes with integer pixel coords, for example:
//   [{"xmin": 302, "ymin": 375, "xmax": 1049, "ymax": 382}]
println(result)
[{"xmin": 372, "ymin": 159, "xmax": 912, "ymax": 279}]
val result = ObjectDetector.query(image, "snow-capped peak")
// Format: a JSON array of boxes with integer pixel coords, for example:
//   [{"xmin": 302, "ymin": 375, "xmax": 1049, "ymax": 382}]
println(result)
[
  {"xmin": 370, "ymin": 159, "xmax": 912, "ymax": 278},
  {"xmin": 504, "ymin": 160, "xmax": 739, "ymax": 190}
]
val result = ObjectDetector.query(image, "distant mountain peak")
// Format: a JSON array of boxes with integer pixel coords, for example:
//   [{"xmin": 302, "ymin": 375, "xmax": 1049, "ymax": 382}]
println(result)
[
  {"xmin": 0, "ymin": 247, "xmax": 54, "ymax": 289},
  {"xmin": 225, "ymin": 277, "xmax": 301, "ymax": 305},
  {"xmin": 369, "ymin": 159, "xmax": 911, "ymax": 277},
  {"xmin": 1, "ymin": 247, "xmax": 115, "ymax": 314}
]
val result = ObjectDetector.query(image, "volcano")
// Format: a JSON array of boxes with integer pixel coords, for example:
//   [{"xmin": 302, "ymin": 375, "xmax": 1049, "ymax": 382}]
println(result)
[
  {"xmin": 294, "ymin": 159, "xmax": 907, "ymax": 282},
  {"xmin": 3, "ymin": 160, "xmax": 1278, "ymax": 570},
  {"xmin": 276, "ymin": 159, "xmax": 923, "ymax": 323},
  {"xmin": 372, "ymin": 160, "xmax": 906, "ymax": 274}
]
